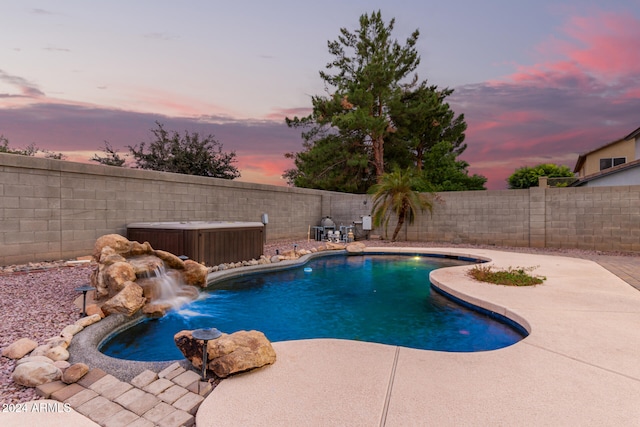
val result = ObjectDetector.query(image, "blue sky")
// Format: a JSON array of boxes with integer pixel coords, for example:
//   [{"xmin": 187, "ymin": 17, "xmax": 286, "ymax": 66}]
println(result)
[{"xmin": 1, "ymin": 1, "xmax": 639, "ymax": 188}]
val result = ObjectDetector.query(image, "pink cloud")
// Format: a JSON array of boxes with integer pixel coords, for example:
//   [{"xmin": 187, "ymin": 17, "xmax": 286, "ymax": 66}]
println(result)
[
  {"xmin": 563, "ymin": 13, "xmax": 640, "ymax": 77},
  {"xmin": 495, "ymin": 110, "xmax": 546, "ymax": 124},
  {"xmin": 123, "ymin": 86, "xmax": 244, "ymax": 119},
  {"xmin": 619, "ymin": 87, "xmax": 640, "ymax": 100},
  {"xmin": 508, "ymin": 61, "xmax": 596, "ymax": 90},
  {"xmin": 468, "ymin": 120, "xmax": 500, "ymax": 133},
  {"xmin": 507, "ymin": 11, "xmax": 640, "ymax": 87},
  {"xmin": 235, "ymin": 153, "xmax": 293, "ymax": 186}
]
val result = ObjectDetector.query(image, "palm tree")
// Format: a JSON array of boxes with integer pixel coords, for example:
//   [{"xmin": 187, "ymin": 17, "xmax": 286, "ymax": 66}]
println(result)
[{"xmin": 370, "ymin": 168, "xmax": 435, "ymax": 241}]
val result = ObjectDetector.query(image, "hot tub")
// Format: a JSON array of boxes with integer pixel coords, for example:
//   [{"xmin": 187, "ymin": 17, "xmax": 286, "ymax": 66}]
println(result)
[{"xmin": 126, "ymin": 221, "xmax": 264, "ymax": 266}]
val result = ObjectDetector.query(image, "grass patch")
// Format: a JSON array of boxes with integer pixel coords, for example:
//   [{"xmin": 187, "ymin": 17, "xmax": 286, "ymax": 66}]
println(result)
[{"xmin": 468, "ymin": 264, "xmax": 546, "ymax": 287}]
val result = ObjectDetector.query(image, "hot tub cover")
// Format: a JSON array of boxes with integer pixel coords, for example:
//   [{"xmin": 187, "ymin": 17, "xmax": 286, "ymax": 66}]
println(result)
[{"xmin": 126, "ymin": 221, "xmax": 264, "ymax": 230}]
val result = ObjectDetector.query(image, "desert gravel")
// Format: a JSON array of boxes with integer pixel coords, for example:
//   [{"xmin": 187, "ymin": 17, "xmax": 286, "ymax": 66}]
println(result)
[
  {"xmin": 0, "ymin": 264, "xmax": 94, "ymax": 404},
  {"xmin": 1, "ymin": 239, "xmax": 637, "ymax": 405}
]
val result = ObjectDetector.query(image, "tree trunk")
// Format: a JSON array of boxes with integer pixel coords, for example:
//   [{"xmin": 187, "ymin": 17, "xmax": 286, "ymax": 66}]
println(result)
[
  {"xmin": 373, "ymin": 134, "xmax": 385, "ymax": 180},
  {"xmin": 416, "ymin": 145, "xmax": 424, "ymax": 171},
  {"xmin": 391, "ymin": 206, "xmax": 406, "ymax": 241}
]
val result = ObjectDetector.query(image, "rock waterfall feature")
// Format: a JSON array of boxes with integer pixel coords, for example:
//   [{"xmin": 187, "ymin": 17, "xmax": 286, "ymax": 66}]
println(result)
[{"xmin": 91, "ymin": 234, "xmax": 208, "ymax": 318}]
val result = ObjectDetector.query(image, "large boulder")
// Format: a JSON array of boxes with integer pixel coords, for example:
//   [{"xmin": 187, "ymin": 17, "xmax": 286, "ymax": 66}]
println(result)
[
  {"xmin": 101, "ymin": 282, "xmax": 146, "ymax": 316},
  {"xmin": 154, "ymin": 250, "xmax": 185, "ymax": 270},
  {"xmin": 102, "ymin": 261, "xmax": 137, "ymax": 297},
  {"xmin": 129, "ymin": 240, "xmax": 153, "ymax": 257},
  {"xmin": 2, "ymin": 338, "xmax": 38, "ymax": 359},
  {"xmin": 175, "ymin": 330, "xmax": 276, "ymax": 378},
  {"xmin": 99, "ymin": 248, "xmax": 127, "ymax": 266},
  {"xmin": 94, "ymin": 261, "xmax": 137, "ymax": 298},
  {"xmin": 90, "ymin": 265, "xmax": 108, "ymax": 298},
  {"xmin": 85, "ymin": 304, "xmax": 105, "ymax": 318},
  {"xmin": 93, "ymin": 234, "xmax": 132, "ymax": 260},
  {"xmin": 12, "ymin": 361, "xmax": 62, "ymax": 387},
  {"xmin": 182, "ymin": 260, "xmax": 208, "ymax": 287},
  {"xmin": 346, "ymin": 242, "xmax": 367, "ymax": 254}
]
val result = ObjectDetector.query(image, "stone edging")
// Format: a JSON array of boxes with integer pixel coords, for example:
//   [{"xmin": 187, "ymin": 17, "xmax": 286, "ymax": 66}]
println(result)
[{"xmin": 68, "ymin": 311, "xmax": 192, "ymax": 382}]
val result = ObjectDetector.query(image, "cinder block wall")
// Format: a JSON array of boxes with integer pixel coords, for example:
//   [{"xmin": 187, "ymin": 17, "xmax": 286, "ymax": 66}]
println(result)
[
  {"xmin": 412, "ymin": 189, "xmax": 532, "ymax": 247},
  {"xmin": 1, "ymin": 153, "xmax": 639, "ymax": 264},
  {"xmin": 395, "ymin": 185, "xmax": 639, "ymax": 252},
  {"xmin": 544, "ymin": 186, "xmax": 640, "ymax": 252},
  {"xmin": 0, "ymin": 154, "xmax": 330, "ymax": 264}
]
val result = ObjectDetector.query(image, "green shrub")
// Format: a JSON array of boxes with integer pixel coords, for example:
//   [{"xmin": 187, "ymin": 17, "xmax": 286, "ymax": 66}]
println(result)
[{"xmin": 468, "ymin": 265, "xmax": 545, "ymax": 286}]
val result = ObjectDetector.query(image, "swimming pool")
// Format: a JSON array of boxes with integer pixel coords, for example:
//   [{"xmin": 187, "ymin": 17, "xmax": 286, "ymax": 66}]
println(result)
[{"xmin": 100, "ymin": 254, "xmax": 526, "ymax": 361}]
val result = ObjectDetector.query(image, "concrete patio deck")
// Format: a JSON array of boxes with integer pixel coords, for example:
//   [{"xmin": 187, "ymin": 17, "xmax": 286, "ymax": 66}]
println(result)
[
  {"xmin": 197, "ymin": 248, "xmax": 640, "ymax": 426},
  {"xmin": 3, "ymin": 248, "xmax": 639, "ymax": 426}
]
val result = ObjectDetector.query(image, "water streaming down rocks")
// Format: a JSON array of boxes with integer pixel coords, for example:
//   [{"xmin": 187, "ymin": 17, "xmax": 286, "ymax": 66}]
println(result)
[
  {"xmin": 91, "ymin": 234, "xmax": 209, "ymax": 318},
  {"xmin": 138, "ymin": 264, "xmax": 200, "ymax": 309},
  {"xmin": 102, "ymin": 253, "xmax": 202, "ymax": 317}
]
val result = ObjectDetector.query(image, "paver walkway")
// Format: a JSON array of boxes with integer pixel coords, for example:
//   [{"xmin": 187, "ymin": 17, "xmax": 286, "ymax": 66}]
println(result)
[
  {"xmin": 581, "ymin": 253, "xmax": 640, "ymax": 291},
  {"xmin": 32, "ymin": 362, "xmax": 211, "ymax": 427}
]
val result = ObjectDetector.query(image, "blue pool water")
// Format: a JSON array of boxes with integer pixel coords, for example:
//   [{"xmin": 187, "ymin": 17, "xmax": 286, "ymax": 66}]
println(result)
[{"xmin": 100, "ymin": 255, "xmax": 526, "ymax": 361}]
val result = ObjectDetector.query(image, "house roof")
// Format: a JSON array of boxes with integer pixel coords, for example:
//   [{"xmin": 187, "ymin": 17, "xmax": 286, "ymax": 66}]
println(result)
[
  {"xmin": 570, "ymin": 158, "xmax": 640, "ymax": 187},
  {"xmin": 573, "ymin": 126, "xmax": 640, "ymax": 173}
]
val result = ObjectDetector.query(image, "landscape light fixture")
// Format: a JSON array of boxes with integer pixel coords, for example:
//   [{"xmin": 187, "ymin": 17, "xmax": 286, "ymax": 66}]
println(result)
[
  {"xmin": 75, "ymin": 284, "xmax": 96, "ymax": 317},
  {"xmin": 191, "ymin": 328, "xmax": 223, "ymax": 380}
]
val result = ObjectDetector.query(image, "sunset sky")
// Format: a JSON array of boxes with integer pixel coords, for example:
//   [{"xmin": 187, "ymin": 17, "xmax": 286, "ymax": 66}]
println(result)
[{"xmin": 1, "ymin": 1, "xmax": 639, "ymax": 189}]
